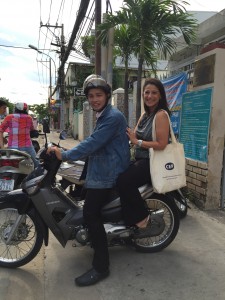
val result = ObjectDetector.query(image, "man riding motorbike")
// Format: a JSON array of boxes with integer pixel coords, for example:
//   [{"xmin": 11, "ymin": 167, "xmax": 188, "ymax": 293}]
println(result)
[{"xmin": 48, "ymin": 74, "xmax": 130, "ymax": 287}]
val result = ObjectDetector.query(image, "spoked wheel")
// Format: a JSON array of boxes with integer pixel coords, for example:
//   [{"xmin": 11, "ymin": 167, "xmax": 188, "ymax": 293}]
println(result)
[
  {"xmin": 133, "ymin": 194, "xmax": 180, "ymax": 253},
  {"xmin": 0, "ymin": 207, "xmax": 44, "ymax": 268}
]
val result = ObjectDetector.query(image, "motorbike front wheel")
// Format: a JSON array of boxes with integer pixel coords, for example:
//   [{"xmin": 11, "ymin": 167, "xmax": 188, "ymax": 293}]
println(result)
[
  {"xmin": 0, "ymin": 207, "xmax": 44, "ymax": 268},
  {"xmin": 133, "ymin": 194, "xmax": 180, "ymax": 253}
]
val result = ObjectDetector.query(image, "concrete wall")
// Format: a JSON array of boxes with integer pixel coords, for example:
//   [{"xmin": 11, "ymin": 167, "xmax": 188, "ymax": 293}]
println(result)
[
  {"xmin": 168, "ymin": 9, "xmax": 225, "ymax": 75},
  {"xmin": 112, "ymin": 87, "xmax": 136, "ymax": 128},
  {"xmin": 78, "ymin": 111, "xmax": 83, "ymax": 141},
  {"xmin": 112, "ymin": 88, "xmax": 125, "ymax": 112},
  {"xmin": 186, "ymin": 48, "xmax": 225, "ymax": 209}
]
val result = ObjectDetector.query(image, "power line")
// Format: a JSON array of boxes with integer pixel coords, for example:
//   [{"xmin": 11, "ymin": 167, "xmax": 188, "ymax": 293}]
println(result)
[{"xmin": 0, "ymin": 45, "xmax": 32, "ymax": 49}]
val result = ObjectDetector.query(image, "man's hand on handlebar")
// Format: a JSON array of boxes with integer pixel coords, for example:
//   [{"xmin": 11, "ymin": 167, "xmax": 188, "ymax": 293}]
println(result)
[{"xmin": 46, "ymin": 146, "xmax": 63, "ymax": 160}]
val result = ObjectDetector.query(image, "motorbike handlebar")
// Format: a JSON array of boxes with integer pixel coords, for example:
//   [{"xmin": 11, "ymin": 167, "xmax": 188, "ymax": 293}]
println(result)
[
  {"xmin": 49, "ymin": 142, "xmax": 67, "ymax": 151},
  {"xmin": 38, "ymin": 133, "xmax": 46, "ymax": 136}
]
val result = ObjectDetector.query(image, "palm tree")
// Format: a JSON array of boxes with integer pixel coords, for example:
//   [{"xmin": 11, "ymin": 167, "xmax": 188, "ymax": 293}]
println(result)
[
  {"xmin": 80, "ymin": 31, "xmax": 132, "ymax": 119},
  {"xmin": 98, "ymin": 23, "xmax": 139, "ymax": 121},
  {"xmin": 113, "ymin": 24, "xmax": 136, "ymax": 120},
  {"xmin": 98, "ymin": 0, "xmax": 197, "ymax": 122}
]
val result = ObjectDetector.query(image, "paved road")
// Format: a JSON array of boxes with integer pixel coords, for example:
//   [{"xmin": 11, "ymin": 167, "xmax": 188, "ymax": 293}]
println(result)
[{"xmin": 1, "ymin": 131, "xmax": 225, "ymax": 300}]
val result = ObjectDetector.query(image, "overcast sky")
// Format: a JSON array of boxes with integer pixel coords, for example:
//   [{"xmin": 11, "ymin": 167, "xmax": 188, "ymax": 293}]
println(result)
[{"xmin": 0, "ymin": 0, "xmax": 224, "ymax": 106}]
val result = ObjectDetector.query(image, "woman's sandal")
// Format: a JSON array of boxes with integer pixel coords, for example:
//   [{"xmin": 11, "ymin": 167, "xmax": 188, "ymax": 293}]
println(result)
[
  {"xmin": 136, "ymin": 215, "xmax": 150, "ymax": 229},
  {"xmin": 134, "ymin": 214, "xmax": 165, "ymax": 238}
]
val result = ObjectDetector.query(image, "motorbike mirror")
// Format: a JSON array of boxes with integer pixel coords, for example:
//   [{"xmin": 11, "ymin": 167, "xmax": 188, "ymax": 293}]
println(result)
[{"xmin": 59, "ymin": 130, "xmax": 67, "ymax": 140}]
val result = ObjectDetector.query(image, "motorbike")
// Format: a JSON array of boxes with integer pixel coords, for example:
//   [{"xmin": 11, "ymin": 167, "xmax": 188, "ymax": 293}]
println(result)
[
  {"xmin": 0, "ymin": 131, "xmax": 181, "ymax": 268},
  {"xmin": 58, "ymin": 160, "xmax": 189, "ymax": 219}
]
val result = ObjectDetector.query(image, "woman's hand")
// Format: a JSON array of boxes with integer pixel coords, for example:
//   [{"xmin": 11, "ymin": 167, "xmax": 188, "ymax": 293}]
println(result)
[
  {"xmin": 126, "ymin": 127, "xmax": 138, "ymax": 145},
  {"xmin": 46, "ymin": 146, "xmax": 62, "ymax": 160}
]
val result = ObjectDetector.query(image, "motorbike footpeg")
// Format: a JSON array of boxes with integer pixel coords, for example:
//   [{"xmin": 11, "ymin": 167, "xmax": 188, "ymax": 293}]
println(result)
[{"xmin": 104, "ymin": 224, "xmax": 130, "ymax": 238}]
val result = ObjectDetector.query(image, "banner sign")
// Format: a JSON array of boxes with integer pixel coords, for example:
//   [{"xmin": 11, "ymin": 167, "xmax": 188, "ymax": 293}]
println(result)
[
  {"xmin": 179, "ymin": 88, "xmax": 212, "ymax": 162},
  {"xmin": 162, "ymin": 72, "xmax": 188, "ymax": 134}
]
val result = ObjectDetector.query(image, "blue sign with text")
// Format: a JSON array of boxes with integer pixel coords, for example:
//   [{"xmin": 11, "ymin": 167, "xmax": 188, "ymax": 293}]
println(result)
[{"xmin": 179, "ymin": 88, "xmax": 213, "ymax": 162}]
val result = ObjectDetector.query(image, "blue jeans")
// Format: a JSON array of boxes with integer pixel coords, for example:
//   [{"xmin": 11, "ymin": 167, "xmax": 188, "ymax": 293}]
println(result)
[{"xmin": 8, "ymin": 146, "xmax": 39, "ymax": 168}]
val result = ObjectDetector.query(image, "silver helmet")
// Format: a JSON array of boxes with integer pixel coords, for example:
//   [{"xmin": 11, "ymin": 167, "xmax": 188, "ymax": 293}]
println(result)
[
  {"xmin": 15, "ymin": 102, "xmax": 29, "ymax": 113},
  {"xmin": 83, "ymin": 74, "xmax": 111, "ymax": 97}
]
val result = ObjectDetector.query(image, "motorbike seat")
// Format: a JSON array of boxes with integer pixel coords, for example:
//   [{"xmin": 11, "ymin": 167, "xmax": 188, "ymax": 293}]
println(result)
[{"xmin": 103, "ymin": 183, "xmax": 152, "ymax": 210}]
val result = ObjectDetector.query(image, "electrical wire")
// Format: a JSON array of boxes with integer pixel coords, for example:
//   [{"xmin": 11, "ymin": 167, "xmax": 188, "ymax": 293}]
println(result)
[
  {"xmin": 13, "ymin": 0, "xmax": 98, "ymax": 96},
  {"xmin": 73, "ymin": 0, "xmax": 95, "ymax": 47},
  {"xmin": 69, "ymin": 53, "xmax": 90, "ymax": 62},
  {"xmin": 65, "ymin": 0, "xmax": 75, "ymax": 40}
]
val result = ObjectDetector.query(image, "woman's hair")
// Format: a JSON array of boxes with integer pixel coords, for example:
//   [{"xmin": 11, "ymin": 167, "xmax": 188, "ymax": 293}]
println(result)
[{"xmin": 142, "ymin": 78, "xmax": 170, "ymax": 116}]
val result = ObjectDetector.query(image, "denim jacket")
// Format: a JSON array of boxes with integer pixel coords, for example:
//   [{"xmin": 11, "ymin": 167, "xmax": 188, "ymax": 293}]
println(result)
[{"xmin": 61, "ymin": 104, "xmax": 130, "ymax": 188}]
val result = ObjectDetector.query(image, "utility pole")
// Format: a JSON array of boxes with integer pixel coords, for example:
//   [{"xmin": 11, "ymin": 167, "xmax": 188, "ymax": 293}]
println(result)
[
  {"xmin": 28, "ymin": 44, "xmax": 55, "ymax": 109},
  {"xmin": 39, "ymin": 59, "xmax": 52, "ymax": 108},
  {"xmin": 59, "ymin": 24, "xmax": 65, "ymax": 131},
  {"xmin": 95, "ymin": 0, "xmax": 101, "ymax": 75},
  {"xmin": 40, "ymin": 1, "xmax": 90, "ymax": 129},
  {"xmin": 41, "ymin": 24, "xmax": 65, "ymax": 130}
]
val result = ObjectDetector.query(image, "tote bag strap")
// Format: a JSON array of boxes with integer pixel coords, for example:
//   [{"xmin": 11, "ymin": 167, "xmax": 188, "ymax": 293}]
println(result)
[{"xmin": 152, "ymin": 110, "xmax": 177, "ymax": 144}]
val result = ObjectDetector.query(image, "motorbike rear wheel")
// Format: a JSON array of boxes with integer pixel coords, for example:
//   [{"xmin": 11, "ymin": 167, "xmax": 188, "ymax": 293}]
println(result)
[
  {"xmin": 0, "ymin": 207, "xmax": 44, "ymax": 268},
  {"xmin": 133, "ymin": 194, "xmax": 180, "ymax": 253}
]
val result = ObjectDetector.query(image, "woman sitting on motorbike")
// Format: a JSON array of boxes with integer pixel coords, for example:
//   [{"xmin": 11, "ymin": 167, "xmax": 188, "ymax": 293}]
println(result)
[
  {"xmin": 116, "ymin": 78, "xmax": 170, "ymax": 235},
  {"xmin": 0, "ymin": 102, "xmax": 39, "ymax": 168}
]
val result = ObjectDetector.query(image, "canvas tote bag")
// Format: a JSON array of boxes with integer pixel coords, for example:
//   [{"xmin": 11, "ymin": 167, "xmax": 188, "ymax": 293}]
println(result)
[{"xmin": 149, "ymin": 110, "xmax": 186, "ymax": 194}]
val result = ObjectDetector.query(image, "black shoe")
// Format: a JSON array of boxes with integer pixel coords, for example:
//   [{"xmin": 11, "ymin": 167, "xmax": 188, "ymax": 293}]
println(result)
[
  {"xmin": 75, "ymin": 268, "xmax": 110, "ymax": 287},
  {"xmin": 133, "ymin": 214, "xmax": 165, "ymax": 238}
]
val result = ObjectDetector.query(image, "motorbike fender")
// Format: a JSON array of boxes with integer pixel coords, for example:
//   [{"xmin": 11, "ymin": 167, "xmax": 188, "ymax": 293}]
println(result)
[
  {"xmin": 0, "ymin": 189, "xmax": 32, "ymax": 213},
  {"xmin": 0, "ymin": 189, "xmax": 49, "ymax": 246},
  {"xmin": 166, "ymin": 190, "xmax": 191, "ymax": 208}
]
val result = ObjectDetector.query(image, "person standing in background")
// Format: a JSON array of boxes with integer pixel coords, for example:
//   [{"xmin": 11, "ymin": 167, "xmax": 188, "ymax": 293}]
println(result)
[
  {"xmin": 32, "ymin": 115, "xmax": 38, "ymax": 130},
  {"xmin": 0, "ymin": 99, "xmax": 7, "ymax": 117}
]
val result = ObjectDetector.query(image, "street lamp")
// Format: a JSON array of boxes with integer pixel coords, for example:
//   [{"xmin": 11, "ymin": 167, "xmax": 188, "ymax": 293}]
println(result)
[{"xmin": 28, "ymin": 44, "xmax": 57, "ymax": 107}]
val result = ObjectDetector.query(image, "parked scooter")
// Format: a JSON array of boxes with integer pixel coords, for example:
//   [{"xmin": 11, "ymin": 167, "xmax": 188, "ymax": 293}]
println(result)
[
  {"xmin": 0, "ymin": 149, "xmax": 34, "ymax": 195},
  {"xmin": 0, "ymin": 131, "xmax": 47, "ymax": 195},
  {"xmin": 0, "ymin": 131, "xmax": 180, "ymax": 268}
]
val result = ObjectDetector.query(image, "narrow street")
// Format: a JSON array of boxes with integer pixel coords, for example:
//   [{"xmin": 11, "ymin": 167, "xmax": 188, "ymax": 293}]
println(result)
[{"xmin": 1, "ymin": 130, "xmax": 225, "ymax": 300}]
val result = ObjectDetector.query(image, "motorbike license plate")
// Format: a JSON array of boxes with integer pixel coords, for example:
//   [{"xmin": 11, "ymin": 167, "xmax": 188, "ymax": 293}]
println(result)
[{"xmin": 0, "ymin": 179, "xmax": 14, "ymax": 191}]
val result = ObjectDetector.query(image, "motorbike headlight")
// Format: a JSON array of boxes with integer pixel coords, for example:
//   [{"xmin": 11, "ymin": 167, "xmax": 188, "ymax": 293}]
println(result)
[{"xmin": 21, "ymin": 165, "xmax": 47, "ymax": 195}]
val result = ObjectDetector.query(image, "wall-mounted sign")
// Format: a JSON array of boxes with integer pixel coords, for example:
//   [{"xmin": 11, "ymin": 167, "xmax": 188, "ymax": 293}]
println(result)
[
  {"xmin": 194, "ymin": 54, "xmax": 215, "ymax": 87},
  {"xmin": 75, "ymin": 88, "xmax": 85, "ymax": 96},
  {"xmin": 179, "ymin": 88, "xmax": 213, "ymax": 162},
  {"xmin": 162, "ymin": 72, "xmax": 188, "ymax": 135}
]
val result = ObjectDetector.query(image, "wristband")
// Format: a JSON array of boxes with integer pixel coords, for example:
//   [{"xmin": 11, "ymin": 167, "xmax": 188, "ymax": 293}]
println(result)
[{"xmin": 137, "ymin": 140, "xmax": 143, "ymax": 147}]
